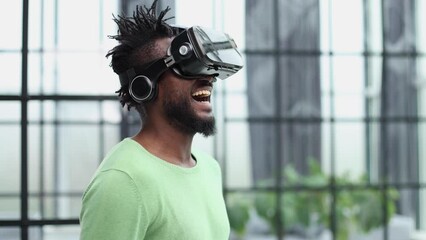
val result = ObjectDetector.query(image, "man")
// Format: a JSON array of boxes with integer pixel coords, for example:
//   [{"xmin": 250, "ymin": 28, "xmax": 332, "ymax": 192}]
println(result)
[{"xmin": 79, "ymin": 1, "xmax": 243, "ymax": 239}]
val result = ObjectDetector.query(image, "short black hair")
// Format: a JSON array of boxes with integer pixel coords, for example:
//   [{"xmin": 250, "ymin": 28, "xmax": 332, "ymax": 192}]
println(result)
[{"xmin": 106, "ymin": 0, "xmax": 175, "ymax": 110}]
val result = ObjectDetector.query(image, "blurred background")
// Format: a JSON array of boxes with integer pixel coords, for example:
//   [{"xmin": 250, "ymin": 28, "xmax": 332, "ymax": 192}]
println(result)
[{"xmin": 1, "ymin": 0, "xmax": 426, "ymax": 239}]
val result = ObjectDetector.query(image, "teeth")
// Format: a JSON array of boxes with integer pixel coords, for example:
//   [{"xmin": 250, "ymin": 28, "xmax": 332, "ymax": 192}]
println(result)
[{"xmin": 192, "ymin": 90, "xmax": 211, "ymax": 97}]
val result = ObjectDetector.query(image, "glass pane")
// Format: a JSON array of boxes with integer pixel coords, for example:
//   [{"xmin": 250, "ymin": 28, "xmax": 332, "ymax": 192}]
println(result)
[
  {"xmin": 28, "ymin": 53, "xmax": 42, "ymax": 95},
  {"xmin": 29, "ymin": 196, "xmax": 42, "ymax": 219},
  {"xmin": 418, "ymin": 0, "xmax": 426, "ymax": 53},
  {"xmin": 321, "ymin": 56, "xmax": 332, "ymax": 119},
  {"xmin": 421, "ymin": 188, "xmax": 426, "ymax": 231},
  {"xmin": 245, "ymin": 1, "xmax": 275, "ymax": 50},
  {"xmin": 279, "ymin": 56, "xmax": 322, "ymax": 118},
  {"xmin": 281, "ymin": 122, "xmax": 324, "ymax": 188},
  {"xmin": 29, "ymin": 101, "xmax": 110, "ymax": 123},
  {"xmin": 28, "ymin": 101, "xmax": 41, "ymax": 122},
  {"xmin": 321, "ymin": 122, "xmax": 332, "ymax": 176},
  {"xmin": 378, "ymin": 122, "xmax": 419, "ymax": 185},
  {"xmin": 277, "ymin": 120, "xmax": 327, "ymax": 186},
  {"xmin": 175, "ymin": 0, "xmax": 214, "ymax": 29},
  {"xmin": 29, "ymin": 225, "xmax": 80, "ymax": 240},
  {"xmin": 366, "ymin": 56, "xmax": 382, "ymax": 119},
  {"xmin": 32, "ymin": 100, "xmax": 116, "ymax": 123},
  {"xmin": 334, "ymin": 94, "xmax": 365, "ymax": 119},
  {"xmin": 0, "ymin": 125, "xmax": 20, "ymax": 193},
  {"xmin": 332, "ymin": 56, "xmax": 365, "ymax": 119},
  {"xmin": 0, "ymin": 198, "xmax": 20, "ymax": 220},
  {"xmin": 29, "ymin": 124, "xmax": 41, "ymax": 193},
  {"xmin": 57, "ymin": 0, "xmax": 101, "ymax": 50},
  {"xmin": 29, "ymin": 0, "xmax": 42, "ymax": 50},
  {"xmin": 29, "ymin": 116, "xmax": 99, "ymax": 218},
  {"xmin": 334, "ymin": 122, "xmax": 366, "ymax": 181},
  {"xmin": 0, "ymin": 53, "xmax": 21, "ymax": 95},
  {"xmin": 31, "ymin": 123, "xmax": 100, "ymax": 194},
  {"xmin": 225, "ymin": 122, "xmax": 254, "ymax": 188},
  {"xmin": 30, "ymin": 196, "xmax": 82, "ymax": 220},
  {"xmin": 420, "ymin": 123, "xmax": 426, "ymax": 185},
  {"xmin": 37, "ymin": 101, "xmax": 62, "ymax": 122},
  {"xmin": 278, "ymin": 0, "xmax": 320, "ymax": 51},
  {"xmin": 0, "ymin": 1, "xmax": 22, "ymax": 49},
  {"xmin": 367, "ymin": 0, "xmax": 383, "ymax": 52},
  {"xmin": 39, "ymin": 53, "xmax": 116, "ymax": 95},
  {"xmin": 320, "ymin": 56, "xmax": 331, "ymax": 94},
  {"xmin": 225, "ymin": 93, "xmax": 248, "ymax": 118},
  {"xmin": 0, "ymin": 102, "xmax": 21, "ymax": 121},
  {"xmin": 331, "ymin": 0, "xmax": 364, "ymax": 53},
  {"xmin": 57, "ymin": 101, "xmax": 100, "ymax": 122},
  {"xmin": 322, "ymin": 95, "xmax": 332, "ymax": 119},
  {"xmin": 366, "ymin": 122, "xmax": 380, "ymax": 183},
  {"xmin": 101, "ymin": 101, "xmax": 121, "ymax": 123},
  {"xmin": 332, "ymin": 56, "xmax": 365, "ymax": 94},
  {"xmin": 418, "ymin": 57, "xmax": 426, "ymax": 119},
  {"xmin": 32, "ymin": 196, "xmax": 54, "ymax": 219},
  {"xmin": 29, "ymin": 191, "xmax": 83, "ymax": 220},
  {"xmin": 0, "ymin": 124, "xmax": 21, "ymax": 219},
  {"xmin": 0, "ymin": 227, "xmax": 20, "ymax": 240},
  {"xmin": 319, "ymin": 0, "xmax": 331, "ymax": 52},
  {"xmin": 57, "ymin": 125, "xmax": 100, "ymax": 192},
  {"xmin": 102, "ymin": 125, "xmax": 120, "ymax": 157},
  {"xmin": 246, "ymin": 56, "xmax": 276, "ymax": 118}
]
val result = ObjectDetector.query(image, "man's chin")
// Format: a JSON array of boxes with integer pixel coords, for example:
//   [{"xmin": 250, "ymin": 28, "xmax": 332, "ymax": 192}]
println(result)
[
  {"xmin": 163, "ymin": 97, "xmax": 216, "ymax": 136},
  {"xmin": 196, "ymin": 117, "xmax": 216, "ymax": 137}
]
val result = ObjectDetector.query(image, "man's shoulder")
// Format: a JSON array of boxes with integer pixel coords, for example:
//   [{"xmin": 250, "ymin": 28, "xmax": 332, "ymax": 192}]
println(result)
[
  {"xmin": 85, "ymin": 138, "xmax": 157, "ymax": 195},
  {"xmin": 97, "ymin": 138, "xmax": 149, "ymax": 174}
]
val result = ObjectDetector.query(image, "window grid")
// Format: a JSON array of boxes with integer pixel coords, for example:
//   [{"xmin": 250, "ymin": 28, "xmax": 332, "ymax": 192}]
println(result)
[
  {"xmin": 223, "ymin": 0, "xmax": 425, "ymax": 240},
  {"xmin": 0, "ymin": 0, "xmax": 118, "ymax": 239},
  {"xmin": 1, "ymin": 0, "xmax": 426, "ymax": 240}
]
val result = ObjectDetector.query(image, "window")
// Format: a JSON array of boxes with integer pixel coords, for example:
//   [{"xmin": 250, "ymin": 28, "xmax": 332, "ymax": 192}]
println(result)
[
  {"xmin": 1, "ymin": 0, "xmax": 425, "ymax": 240},
  {"xmin": 0, "ymin": 0, "xmax": 119, "ymax": 239}
]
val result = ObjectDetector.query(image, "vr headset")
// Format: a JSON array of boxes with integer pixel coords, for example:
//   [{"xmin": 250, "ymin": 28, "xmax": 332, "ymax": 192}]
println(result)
[{"xmin": 119, "ymin": 26, "xmax": 244, "ymax": 103}]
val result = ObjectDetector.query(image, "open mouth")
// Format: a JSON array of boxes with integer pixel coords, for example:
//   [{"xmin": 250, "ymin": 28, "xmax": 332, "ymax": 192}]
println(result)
[{"xmin": 192, "ymin": 90, "xmax": 211, "ymax": 103}]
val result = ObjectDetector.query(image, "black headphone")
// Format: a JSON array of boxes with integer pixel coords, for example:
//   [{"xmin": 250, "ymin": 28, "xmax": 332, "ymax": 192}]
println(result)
[
  {"xmin": 119, "ymin": 58, "xmax": 173, "ymax": 103},
  {"xmin": 128, "ymin": 72, "xmax": 157, "ymax": 103},
  {"xmin": 119, "ymin": 43, "xmax": 193, "ymax": 103}
]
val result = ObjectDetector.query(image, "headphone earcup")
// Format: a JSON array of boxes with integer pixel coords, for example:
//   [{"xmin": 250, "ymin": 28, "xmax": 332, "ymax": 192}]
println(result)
[{"xmin": 129, "ymin": 75, "xmax": 156, "ymax": 103}]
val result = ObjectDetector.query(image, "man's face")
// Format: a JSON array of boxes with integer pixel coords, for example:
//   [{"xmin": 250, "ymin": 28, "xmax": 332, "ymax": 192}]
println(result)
[
  {"xmin": 146, "ymin": 37, "xmax": 216, "ymax": 137},
  {"xmin": 159, "ymin": 70, "xmax": 216, "ymax": 137}
]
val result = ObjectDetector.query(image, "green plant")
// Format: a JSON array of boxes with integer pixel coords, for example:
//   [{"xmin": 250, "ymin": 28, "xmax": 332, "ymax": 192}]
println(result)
[
  {"xmin": 227, "ymin": 159, "xmax": 399, "ymax": 240},
  {"xmin": 227, "ymin": 194, "xmax": 251, "ymax": 238},
  {"xmin": 253, "ymin": 160, "xmax": 330, "ymax": 237}
]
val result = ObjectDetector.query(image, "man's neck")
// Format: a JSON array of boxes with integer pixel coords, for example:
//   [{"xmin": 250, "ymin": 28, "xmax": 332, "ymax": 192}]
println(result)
[{"xmin": 132, "ymin": 120, "xmax": 196, "ymax": 168}]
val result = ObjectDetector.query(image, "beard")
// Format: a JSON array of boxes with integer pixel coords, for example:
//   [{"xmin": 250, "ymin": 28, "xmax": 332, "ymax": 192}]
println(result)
[{"xmin": 163, "ymin": 92, "xmax": 216, "ymax": 137}]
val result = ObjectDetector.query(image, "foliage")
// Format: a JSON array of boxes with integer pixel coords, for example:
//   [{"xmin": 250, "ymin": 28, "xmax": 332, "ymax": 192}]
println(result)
[
  {"xmin": 227, "ymin": 194, "xmax": 251, "ymax": 237},
  {"xmin": 227, "ymin": 159, "xmax": 399, "ymax": 240}
]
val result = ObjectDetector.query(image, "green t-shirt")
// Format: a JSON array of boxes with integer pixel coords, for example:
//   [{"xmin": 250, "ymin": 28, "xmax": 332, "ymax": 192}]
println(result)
[{"xmin": 80, "ymin": 138, "xmax": 230, "ymax": 240}]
